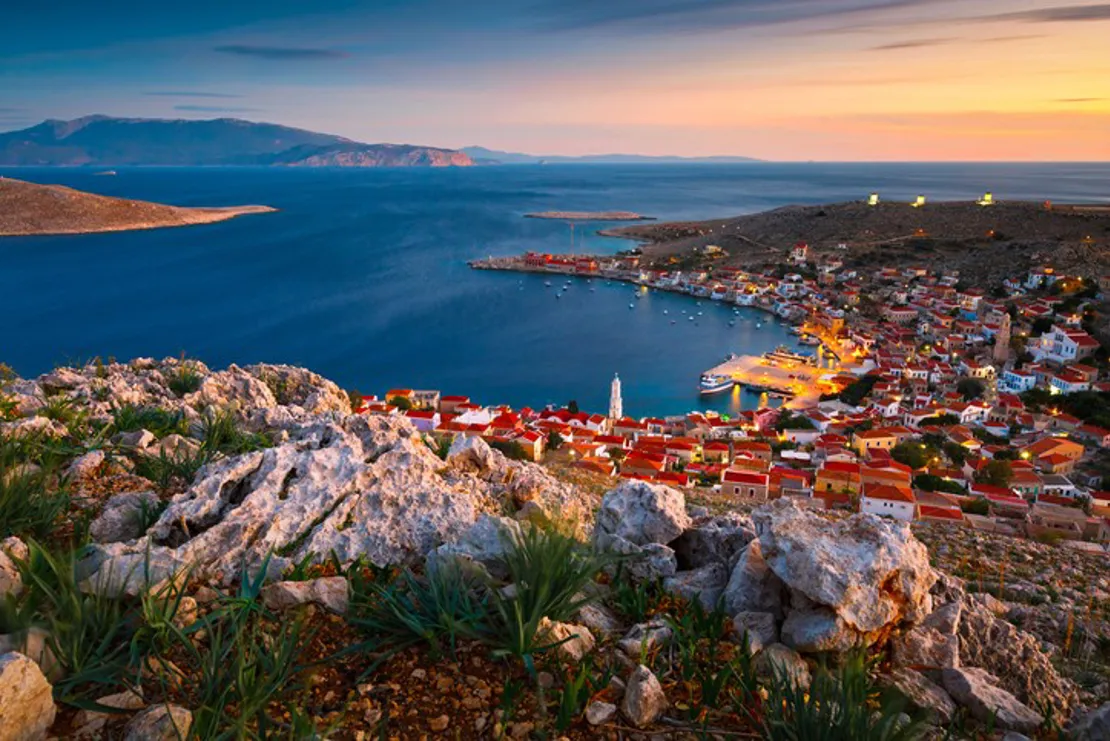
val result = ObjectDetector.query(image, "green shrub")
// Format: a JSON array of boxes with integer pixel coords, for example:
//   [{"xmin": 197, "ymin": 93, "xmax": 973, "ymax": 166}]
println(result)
[
  {"xmin": 756, "ymin": 653, "xmax": 926, "ymax": 741},
  {"xmin": 109, "ymin": 404, "xmax": 188, "ymax": 439},
  {"xmin": 166, "ymin": 362, "xmax": 203, "ymax": 397},
  {"xmin": 0, "ymin": 436, "xmax": 70, "ymax": 540},
  {"xmin": 348, "ymin": 562, "xmax": 490, "ymax": 660}
]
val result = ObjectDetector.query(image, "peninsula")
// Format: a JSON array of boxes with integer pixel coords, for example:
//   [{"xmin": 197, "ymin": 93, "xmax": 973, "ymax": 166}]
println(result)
[
  {"xmin": 0, "ymin": 176, "xmax": 275, "ymax": 236},
  {"xmin": 525, "ymin": 210, "xmax": 653, "ymax": 221}
]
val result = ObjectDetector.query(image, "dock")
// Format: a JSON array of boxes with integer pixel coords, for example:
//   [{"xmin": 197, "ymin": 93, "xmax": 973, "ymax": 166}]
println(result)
[{"xmin": 705, "ymin": 353, "xmax": 838, "ymax": 408}]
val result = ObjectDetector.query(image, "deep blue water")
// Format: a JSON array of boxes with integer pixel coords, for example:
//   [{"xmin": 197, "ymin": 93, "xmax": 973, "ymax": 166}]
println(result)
[{"xmin": 3, "ymin": 163, "xmax": 1108, "ymax": 417}]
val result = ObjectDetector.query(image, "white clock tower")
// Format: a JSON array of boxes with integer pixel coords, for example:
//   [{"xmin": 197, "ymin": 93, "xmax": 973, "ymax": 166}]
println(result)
[{"xmin": 608, "ymin": 373, "xmax": 623, "ymax": 421}]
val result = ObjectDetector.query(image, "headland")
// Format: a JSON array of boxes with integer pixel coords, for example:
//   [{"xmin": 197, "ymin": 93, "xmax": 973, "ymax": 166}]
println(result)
[
  {"xmin": 0, "ymin": 176, "xmax": 275, "ymax": 236},
  {"xmin": 525, "ymin": 210, "xmax": 653, "ymax": 220}
]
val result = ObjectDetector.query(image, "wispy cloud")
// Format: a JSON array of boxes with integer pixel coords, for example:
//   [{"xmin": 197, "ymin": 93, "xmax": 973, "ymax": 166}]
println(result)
[
  {"xmin": 981, "ymin": 34, "xmax": 1045, "ymax": 43},
  {"xmin": 173, "ymin": 105, "xmax": 263, "ymax": 112},
  {"xmin": 1055, "ymin": 97, "xmax": 1105, "ymax": 103},
  {"xmin": 214, "ymin": 44, "xmax": 346, "ymax": 60},
  {"xmin": 543, "ymin": 0, "xmax": 947, "ymax": 33},
  {"xmin": 144, "ymin": 91, "xmax": 244, "ymax": 98},
  {"xmin": 984, "ymin": 3, "xmax": 1110, "ymax": 23},
  {"xmin": 868, "ymin": 37, "xmax": 954, "ymax": 50}
]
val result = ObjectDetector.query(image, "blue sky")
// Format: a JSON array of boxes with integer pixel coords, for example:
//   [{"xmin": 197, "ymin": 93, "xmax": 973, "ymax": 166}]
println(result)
[{"xmin": 2, "ymin": 0, "xmax": 1109, "ymax": 159}]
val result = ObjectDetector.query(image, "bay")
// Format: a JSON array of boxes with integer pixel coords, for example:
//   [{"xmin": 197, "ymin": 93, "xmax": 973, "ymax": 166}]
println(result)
[{"xmin": 2, "ymin": 162, "xmax": 1107, "ymax": 418}]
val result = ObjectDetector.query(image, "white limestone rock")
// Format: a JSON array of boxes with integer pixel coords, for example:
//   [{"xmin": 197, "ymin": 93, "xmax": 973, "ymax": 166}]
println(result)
[
  {"xmin": 0, "ymin": 651, "xmax": 56, "ymax": 741},
  {"xmin": 594, "ymin": 480, "xmax": 690, "ymax": 547},
  {"xmin": 892, "ymin": 625, "xmax": 960, "ymax": 670},
  {"xmin": 618, "ymin": 621, "xmax": 673, "ymax": 658},
  {"xmin": 585, "ymin": 700, "xmax": 617, "ymax": 726},
  {"xmin": 124, "ymin": 704, "xmax": 193, "ymax": 741},
  {"xmin": 89, "ymin": 491, "xmax": 162, "ymax": 544},
  {"xmin": 620, "ymin": 665, "xmax": 667, "ymax": 728},
  {"xmin": 538, "ymin": 617, "xmax": 596, "ymax": 663},
  {"xmin": 261, "ymin": 576, "xmax": 349, "ymax": 615},
  {"xmin": 732, "ymin": 611, "xmax": 779, "ymax": 654},
  {"xmin": 663, "ymin": 562, "xmax": 728, "ymax": 609},
  {"xmin": 670, "ymin": 512, "xmax": 756, "ymax": 570},
  {"xmin": 722, "ymin": 540, "xmax": 784, "ymax": 618},
  {"xmin": 426, "ymin": 514, "xmax": 523, "ymax": 581},
  {"xmin": 753, "ymin": 499, "xmax": 935, "ymax": 644},
  {"xmin": 941, "ymin": 667, "xmax": 1043, "ymax": 733},
  {"xmin": 879, "ymin": 669, "xmax": 956, "ymax": 725},
  {"xmin": 756, "ymin": 643, "xmax": 811, "ymax": 689}
]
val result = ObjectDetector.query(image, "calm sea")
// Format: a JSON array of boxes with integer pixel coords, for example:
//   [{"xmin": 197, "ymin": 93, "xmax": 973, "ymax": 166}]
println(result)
[{"xmin": 2, "ymin": 163, "xmax": 1108, "ymax": 418}]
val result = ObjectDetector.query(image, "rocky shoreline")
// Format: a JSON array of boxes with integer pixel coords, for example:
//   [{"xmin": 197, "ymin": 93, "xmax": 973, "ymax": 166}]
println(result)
[{"xmin": 1, "ymin": 357, "xmax": 1108, "ymax": 738}]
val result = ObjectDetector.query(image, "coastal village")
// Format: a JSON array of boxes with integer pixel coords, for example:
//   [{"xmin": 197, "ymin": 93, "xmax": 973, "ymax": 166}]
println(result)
[{"xmin": 362, "ymin": 202, "xmax": 1110, "ymax": 553}]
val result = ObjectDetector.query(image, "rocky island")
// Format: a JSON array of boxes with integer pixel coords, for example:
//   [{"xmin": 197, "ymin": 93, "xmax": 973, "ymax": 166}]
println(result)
[
  {"xmin": 526, "ymin": 210, "xmax": 653, "ymax": 221},
  {"xmin": 0, "ymin": 177, "xmax": 275, "ymax": 236}
]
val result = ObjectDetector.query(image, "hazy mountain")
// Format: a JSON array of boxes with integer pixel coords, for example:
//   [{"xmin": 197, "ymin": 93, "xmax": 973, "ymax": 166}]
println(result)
[
  {"xmin": 461, "ymin": 146, "xmax": 760, "ymax": 165},
  {"xmin": 0, "ymin": 116, "xmax": 473, "ymax": 167}
]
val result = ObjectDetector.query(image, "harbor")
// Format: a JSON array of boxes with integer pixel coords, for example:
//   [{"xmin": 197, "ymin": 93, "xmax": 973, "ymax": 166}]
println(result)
[{"xmin": 700, "ymin": 347, "xmax": 840, "ymax": 409}]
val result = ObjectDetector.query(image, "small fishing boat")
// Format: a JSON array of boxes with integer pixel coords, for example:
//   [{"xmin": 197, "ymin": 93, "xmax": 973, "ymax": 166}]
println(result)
[
  {"xmin": 628, "ymin": 303, "xmax": 634, "ymax": 309},
  {"xmin": 544, "ymin": 281, "xmax": 552, "ymax": 287}
]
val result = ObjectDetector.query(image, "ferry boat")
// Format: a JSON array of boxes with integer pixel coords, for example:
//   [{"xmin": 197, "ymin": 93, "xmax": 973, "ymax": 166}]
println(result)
[
  {"xmin": 764, "ymin": 345, "xmax": 817, "ymax": 367},
  {"xmin": 699, "ymin": 374, "xmax": 735, "ymax": 395}
]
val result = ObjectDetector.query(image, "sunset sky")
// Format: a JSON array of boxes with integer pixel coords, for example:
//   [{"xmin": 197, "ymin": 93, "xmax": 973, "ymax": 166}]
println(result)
[{"xmin": 3, "ymin": 0, "xmax": 1109, "ymax": 160}]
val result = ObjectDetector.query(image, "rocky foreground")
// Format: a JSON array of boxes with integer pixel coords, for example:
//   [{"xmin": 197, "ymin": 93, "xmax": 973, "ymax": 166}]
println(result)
[
  {"xmin": 0, "ymin": 177, "xmax": 275, "ymax": 236},
  {"xmin": 1, "ymin": 358, "xmax": 1108, "ymax": 739}
]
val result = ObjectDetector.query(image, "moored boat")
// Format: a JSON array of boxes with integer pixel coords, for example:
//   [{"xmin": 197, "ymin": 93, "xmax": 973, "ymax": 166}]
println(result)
[{"xmin": 699, "ymin": 373, "xmax": 734, "ymax": 395}]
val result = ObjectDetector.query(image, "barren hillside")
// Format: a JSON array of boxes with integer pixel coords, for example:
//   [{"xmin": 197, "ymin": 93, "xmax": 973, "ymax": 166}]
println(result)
[
  {"xmin": 0, "ymin": 176, "xmax": 274, "ymax": 236},
  {"xmin": 607, "ymin": 200, "xmax": 1110, "ymax": 285}
]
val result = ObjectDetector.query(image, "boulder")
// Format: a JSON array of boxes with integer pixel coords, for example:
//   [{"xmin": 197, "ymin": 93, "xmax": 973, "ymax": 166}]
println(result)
[
  {"xmin": 537, "ymin": 618, "xmax": 595, "ymax": 663},
  {"xmin": 892, "ymin": 625, "xmax": 959, "ymax": 670},
  {"xmin": 663, "ymin": 562, "xmax": 728, "ymax": 609},
  {"xmin": 1071, "ymin": 702, "xmax": 1110, "ymax": 741},
  {"xmin": 756, "ymin": 643, "xmax": 811, "ymax": 689},
  {"xmin": 598, "ymin": 534, "xmax": 677, "ymax": 582},
  {"xmin": 575, "ymin": 603, "xmax": 622, "ymax": 636},
  {"xmin": 618, "ymin": 621, "xmax": 673, "ymax": 658},
  {"xmin": 670, "ymin": 512, "xmax": 755, "ymax": 570},
  {"xmin": 245, "ymin": 363, "xmax": 351, "ymax": 415},
  {"xmin": 722, "ymin": 540, "xmax": 784, "ymax": 618},
  {"xmin": 153, "ymin": 434, "xmax": 201, "ymax": 460},
  {"xmin": 84, "ymin": 415, "xmax": 501, "ymax": 591},
  {"xmin": 124, "ymin": 704, "xmax": 193, "ymax": 741},
  {"xmin": 116, "ymin": 429, "xmax": 156, "ymax": 450},
  {"xmin": 66, "ymin": 450, "xmax": 106, "ymax": 479},
  {"xmin": 0, "ymin": 651, "xmax": 56, "ymax": 741},
  {"xmin": 426, "ymin": 515, "xmax": 522, "ymax": 581},
  {"xmin": 72, "ymin": 689, "xmax": 146, "ymax": 737},
  {"xmin": 89, "ymin": 491, "xmax": 162, "ymax": 544},
  {"xmin": 753, "ymin": 499, "xmax": 935, "ymax": 644},
  {"xmin": 941, "ymin": 667, "xmax": 1043, "ymax": 733},
  {"xmin": 920, "ymin": 601, "xmax": 961, "ymax": 635},
  {"xmin": 781, "ymin": 606, "xmax": 859, "ymax": 653},
  {"xmin": 186, "ymin": 365, "xmax": 277, "ymax": 414},
  {"xmin": 446, "ymin": 435, "xmax": 504, "ymax": 479},
  {"xmin": 957, "ymin": 594, "xmax": 1078, "ymax": 714},
  {"xmin": 620, "ymin": 665, "xmax": 667, "ymax": 728},
  {"xmin": 878, "ymin": 669, "xmax": 956, "ymax": 725},
  {"xmin": 732, "ymin": 611, "xmax": 778, "ymax": 654},
  {"xmin": 261, "ymin": 577, "xmax": 349, "ymax": 615},
  {"xmin": 594, "ymin": 480, "xmax": 690, "ymax": 547},
  {"xmin": 0, "ymin": 416, "xmax": 68, "ymax": 440}
]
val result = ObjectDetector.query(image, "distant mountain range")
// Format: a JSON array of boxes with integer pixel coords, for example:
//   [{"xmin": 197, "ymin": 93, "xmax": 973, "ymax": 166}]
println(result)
[
  {"xmin": 0, "ymin": 116, "xmax": 473, "ymax": 167},
  {"xmin": 461, "ymin": 146, "xmax": 760, "ymax": 165}
]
